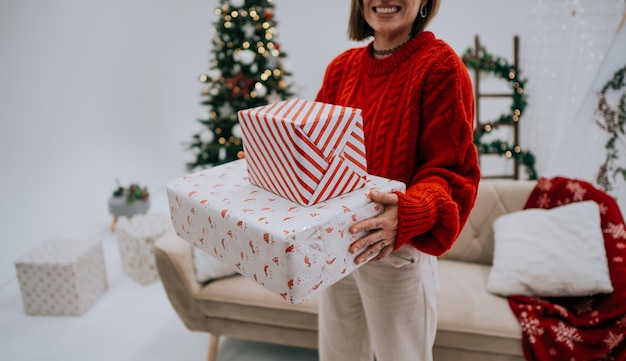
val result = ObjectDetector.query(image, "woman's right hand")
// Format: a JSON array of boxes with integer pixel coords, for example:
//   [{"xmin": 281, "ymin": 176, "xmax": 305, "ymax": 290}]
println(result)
[
  {"xmin": 349, "ymin": 190, "xmax": 399, "ymax": 264},
  {"xmin": 237, "ymin": 151, "xmax": 246, "ymax": 159}
]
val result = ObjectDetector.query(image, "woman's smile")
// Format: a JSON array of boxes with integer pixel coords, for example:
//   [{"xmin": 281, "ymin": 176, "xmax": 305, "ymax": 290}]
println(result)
[
  {"xmin": 374, "ymin": 6, "xmax": 400, "ymax": 15},
  {"xmin": 365, "ymin": 1, "xmax": 420, "ymax": 46}
]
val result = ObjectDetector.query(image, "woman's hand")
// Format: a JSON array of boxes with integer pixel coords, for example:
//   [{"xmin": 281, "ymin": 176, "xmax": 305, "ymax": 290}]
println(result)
[
  {"xmin": 237, "ymin": 151, "xmax": 246, "ymax": 159},
  {"xmin": 349, "ymin": 190, "xmax": 399, "ymax": 264}
]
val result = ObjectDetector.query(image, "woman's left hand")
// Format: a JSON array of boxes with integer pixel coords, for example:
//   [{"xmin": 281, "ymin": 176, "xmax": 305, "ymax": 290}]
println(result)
[{"xmin": 349, "ymin": 190, "xmax": 399, "ymax": 264}]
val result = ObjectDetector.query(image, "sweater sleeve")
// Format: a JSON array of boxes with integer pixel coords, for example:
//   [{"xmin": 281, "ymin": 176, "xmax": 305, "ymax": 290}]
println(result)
[{"xmin": 394, "ymin": 51, "xmax": 480, "ymax": 256}]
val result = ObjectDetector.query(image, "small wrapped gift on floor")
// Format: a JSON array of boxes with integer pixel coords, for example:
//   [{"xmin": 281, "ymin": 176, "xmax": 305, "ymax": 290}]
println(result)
[
  {"xmin": 15, "ymin": 239, "xmax": 108, "ymax": 316},
  {"xmin": 115, "ymin": 213, "xmax": 173, "ymax": 285},
  {"xmin": 238, "ymin": 98, "xmax": 367, "ymax": 206},
  {"xmin": 167, "ymin": 159, "xmax": 404, "ymax": 304}
]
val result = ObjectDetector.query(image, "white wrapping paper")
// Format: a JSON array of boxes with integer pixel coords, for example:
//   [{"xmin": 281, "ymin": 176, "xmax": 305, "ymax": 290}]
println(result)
[
  {"xmin": 167, "ymin": 159, "xmax": 405, "ymax": 304},
  {"xmin": 115, "ymin": 213, "xmax": 173, "ymax": 285},
  {"xmin": 15, "ymin": 239, "xmax": 108, "ymax": 316}
]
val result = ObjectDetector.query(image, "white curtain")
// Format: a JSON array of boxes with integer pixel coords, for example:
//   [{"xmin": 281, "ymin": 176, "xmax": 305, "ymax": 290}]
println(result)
[{"xmin": 522, "ymin": 0, "xmax": 626, "ymax": 212}]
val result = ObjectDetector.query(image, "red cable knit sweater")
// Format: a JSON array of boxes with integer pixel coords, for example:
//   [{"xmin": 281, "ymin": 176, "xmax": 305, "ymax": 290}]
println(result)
[{"xmin": 316, "ymin": 31, "xmax": 480, "ymax": 256}]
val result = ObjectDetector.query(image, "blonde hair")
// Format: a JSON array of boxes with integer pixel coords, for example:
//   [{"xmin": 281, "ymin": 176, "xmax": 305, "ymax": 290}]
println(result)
[{"xmin": 347, "ymin": 0, "xmax": 441, "ymax": 41}]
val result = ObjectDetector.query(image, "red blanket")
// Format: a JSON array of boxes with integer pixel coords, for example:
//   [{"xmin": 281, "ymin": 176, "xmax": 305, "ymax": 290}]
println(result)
[{"xmin": 508, "ymin": 177, "xmax": 626, "ymax": 360}]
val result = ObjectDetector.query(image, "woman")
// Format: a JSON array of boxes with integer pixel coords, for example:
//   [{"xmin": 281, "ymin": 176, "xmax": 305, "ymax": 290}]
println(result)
[{"xmin": 315, "ymin": 1, "xmax": 480, "ymax": 360}]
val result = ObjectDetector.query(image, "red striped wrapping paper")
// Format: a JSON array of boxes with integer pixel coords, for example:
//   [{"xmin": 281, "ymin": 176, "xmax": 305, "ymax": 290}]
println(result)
[{"xmin": 238, "ymin": 98, "xmax": 367, "ymax": 206}]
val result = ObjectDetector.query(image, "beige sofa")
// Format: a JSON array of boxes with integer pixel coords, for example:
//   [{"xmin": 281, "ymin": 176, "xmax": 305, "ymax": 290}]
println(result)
[{"xmin": 155, "ymin": 179, "xmax": 536, "ymax": 361}]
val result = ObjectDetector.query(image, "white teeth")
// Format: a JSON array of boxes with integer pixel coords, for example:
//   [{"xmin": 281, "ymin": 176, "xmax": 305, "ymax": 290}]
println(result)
[{"xmin": 375, "ymin": 6, "xmax": 400, "ymax": 14}]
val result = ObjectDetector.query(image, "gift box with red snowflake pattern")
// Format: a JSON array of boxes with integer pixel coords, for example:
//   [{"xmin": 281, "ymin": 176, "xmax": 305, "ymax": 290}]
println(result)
[
  {"xmin": 167, "ymin": 159, "xmax": 404, "ymax": 304},
  {"xmin": 15, "ymin": 239, "xmax": 108, "ymax": 316},
  {"xmin": 238, "ymin": 98, "xmax": 368, "ymax": 206}
]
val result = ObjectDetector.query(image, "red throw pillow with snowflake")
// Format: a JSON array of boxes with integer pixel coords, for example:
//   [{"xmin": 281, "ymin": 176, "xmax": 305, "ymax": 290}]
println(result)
[{"xmin": 507, "ymin": 177, "xmax": 626, "ymax": 360}]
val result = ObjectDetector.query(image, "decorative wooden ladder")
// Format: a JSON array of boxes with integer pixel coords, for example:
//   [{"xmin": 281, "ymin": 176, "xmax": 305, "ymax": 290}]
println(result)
[{"xmin": 471, "ymin": 35, "xmax": 521, "ymax": 179}]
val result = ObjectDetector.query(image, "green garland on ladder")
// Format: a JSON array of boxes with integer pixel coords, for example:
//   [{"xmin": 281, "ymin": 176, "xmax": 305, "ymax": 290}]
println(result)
[
  {"xmin": 595, "ymin": 64, "xmax": 626, "ymax": 192},
  {"xmin": 462, "ymin": 45, "xmax": 538, "ymax": 180}
]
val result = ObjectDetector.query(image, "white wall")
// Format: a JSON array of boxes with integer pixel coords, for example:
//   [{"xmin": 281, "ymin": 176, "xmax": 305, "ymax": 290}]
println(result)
[
  {"xmin": 0, "ymin": 0, "xmax": 581, "ymax": 282},
  {"xmin": 1, "ymin": 0, "xmax": 213, "ymax": 282}
]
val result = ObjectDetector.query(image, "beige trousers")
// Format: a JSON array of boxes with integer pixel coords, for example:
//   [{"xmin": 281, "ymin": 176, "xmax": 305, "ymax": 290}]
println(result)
[{"xmin": 319, "ymin": 245, "xmax": 440, "ymax": 361}]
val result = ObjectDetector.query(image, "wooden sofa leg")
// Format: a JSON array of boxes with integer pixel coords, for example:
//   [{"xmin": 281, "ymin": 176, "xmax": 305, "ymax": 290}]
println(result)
[{"xmin": 207, "ymin": 333, "xmax": 220, "ymax": 361}]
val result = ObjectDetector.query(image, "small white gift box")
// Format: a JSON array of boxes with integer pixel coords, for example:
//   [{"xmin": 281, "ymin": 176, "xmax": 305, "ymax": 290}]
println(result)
[
  {"xmin": 15, "ymin": 239, "xmax": 108, "ymax": 316},
  {"xmin": 238, "ymin": 98, "xmax": 367, "ymax": 206},
  {"xmin": 115, "ymin": 213, "xmax": 173, "ymax": 285},
  {"xmin": 167, "ymin": 159, "xmax": 404, "ymax": 304}
]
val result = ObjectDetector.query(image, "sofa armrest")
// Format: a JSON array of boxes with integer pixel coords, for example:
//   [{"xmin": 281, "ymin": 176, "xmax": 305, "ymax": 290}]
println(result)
[{"xmin": 154, "ymin": 232, "xmax": 205, "ymax": 331}]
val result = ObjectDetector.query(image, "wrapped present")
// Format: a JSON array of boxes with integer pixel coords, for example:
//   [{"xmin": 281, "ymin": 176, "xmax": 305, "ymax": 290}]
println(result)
[
  {"xmin": 238, "ymin": 98, "xmax": 367, "ymax": 206},
  {"xmin": 15, "ymin": 239, "xmax": 108, "ymax": 316},
  {"xmin": 115, "ymin": 213, "xmax": 173, "ymax": 285},
  {"xmin": 167, "ymin": 159, "xmax": 405, "ymax": 304}
]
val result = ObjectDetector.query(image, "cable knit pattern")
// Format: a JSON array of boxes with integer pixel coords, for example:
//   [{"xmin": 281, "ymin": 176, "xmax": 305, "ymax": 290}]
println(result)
[{"xmin": 316, "ymin": 31, "xmax": 480, "ymax": 256}]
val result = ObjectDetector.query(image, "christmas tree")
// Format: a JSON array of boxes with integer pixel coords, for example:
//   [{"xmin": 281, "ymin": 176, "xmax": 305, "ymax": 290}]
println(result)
[{"xmin": 187, "ymin": 0, "xmax": 294, "ymax": 170}]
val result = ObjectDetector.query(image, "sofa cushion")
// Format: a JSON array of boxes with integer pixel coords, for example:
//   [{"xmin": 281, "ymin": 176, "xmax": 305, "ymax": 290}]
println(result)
[
  {"xmin": 486, "ymin": 201, "xmax": 612, "ymax": 297},
  {"xmin": 443, "ymin": 180, "xmax": 536, "ymax": 265},
  {"xmin": 193, "ymin": 247, "xmax": 237, "ymax": 283},
  {"xmin": 195, "ymin": 275, "xmax": 318, "ymax": 332},
  {"xmin": 436, "ymin": 259, "xmax": 523, "ymax": 357}
]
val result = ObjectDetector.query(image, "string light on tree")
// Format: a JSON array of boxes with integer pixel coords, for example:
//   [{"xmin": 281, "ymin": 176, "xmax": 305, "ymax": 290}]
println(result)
[{"xmin": 186, "ymin": 0, "xmax": 294, "ymax": 170}]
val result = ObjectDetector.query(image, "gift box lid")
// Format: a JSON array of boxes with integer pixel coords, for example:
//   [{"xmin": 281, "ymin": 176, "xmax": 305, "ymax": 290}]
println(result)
[
  {"xmin": 15, "ymin": 239, "xmax": 100, "ymax": 265},
  {"xmin": 167, "ymin": 159, "xmax": 403, "ymax": 241},
  {"xmin": 116, "ymin": 213, "xmax": 173, "ymax": 238}
]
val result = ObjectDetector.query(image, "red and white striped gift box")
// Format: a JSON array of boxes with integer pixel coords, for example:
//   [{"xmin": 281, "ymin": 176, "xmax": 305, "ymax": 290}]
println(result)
[{"xmin": 238, "ymin": 98, "xmax": 367, "ymax": 206}]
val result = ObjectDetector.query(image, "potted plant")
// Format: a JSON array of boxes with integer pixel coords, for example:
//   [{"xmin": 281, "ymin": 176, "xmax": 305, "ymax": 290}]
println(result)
[{"xmin": 108, "ymin": 181, "xmax": 150, "ymax": 232}]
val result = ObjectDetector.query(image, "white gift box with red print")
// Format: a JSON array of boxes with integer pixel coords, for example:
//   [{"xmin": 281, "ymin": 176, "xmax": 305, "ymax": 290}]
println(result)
[
  {"xmin": 238, "ymin": 98, "xmax": 368, "ymax": 206},
  {"xmin": 167, "ymin": 159, "xmax": 404, "ymax": 304},
  {"xmin": 14, "ymin": 239, "xmax": 108, "ymax": 316}
]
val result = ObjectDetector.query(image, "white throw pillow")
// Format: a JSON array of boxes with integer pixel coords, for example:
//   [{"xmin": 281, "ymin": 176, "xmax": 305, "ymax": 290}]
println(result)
[
  {"xmin": 486, "ymin": 201, "xmax": 613, "ymax": 297},
  {"xmin": 193, "ymin": 247, "xmax": 237, "ymax": 283}
]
